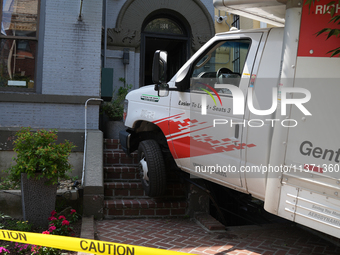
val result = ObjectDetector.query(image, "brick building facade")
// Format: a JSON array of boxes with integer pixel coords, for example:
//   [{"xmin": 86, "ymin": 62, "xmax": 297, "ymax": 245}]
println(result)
[
  {"xmin": 0, "ymin": 0, "xmax": 215, "ymax": 179},
  {"xmin": 0, "ymin": 0, "xmax": 103, "ymax": 177}
]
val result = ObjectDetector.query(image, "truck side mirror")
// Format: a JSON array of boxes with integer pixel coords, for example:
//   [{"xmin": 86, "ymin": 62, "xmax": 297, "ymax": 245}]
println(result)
[
  {"xmin": 152, "ymin": 50, "xmax": 167, "ymax": 84},
  {"xmin": 157, "ymin": 83, "xmax": 169, "ymax": 97}
]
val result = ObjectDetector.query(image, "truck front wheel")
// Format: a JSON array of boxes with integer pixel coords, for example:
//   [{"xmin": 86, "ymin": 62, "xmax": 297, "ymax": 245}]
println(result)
[{"xmin": 138, "ymin": 140, "xmax": 166, "ymax": 197}]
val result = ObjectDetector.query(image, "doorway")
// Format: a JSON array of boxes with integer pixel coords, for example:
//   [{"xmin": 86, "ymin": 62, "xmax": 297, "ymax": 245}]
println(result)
[{"xmin": 141, "ymin": 14, "xmax": 190, "ymax": 86}]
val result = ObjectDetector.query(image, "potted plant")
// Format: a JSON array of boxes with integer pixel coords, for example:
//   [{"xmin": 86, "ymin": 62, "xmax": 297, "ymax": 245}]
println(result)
[
  {"xmin": 6, "ymin": 127, "xmax": 75, "ymax": 229},
  {"xmin": 102, "ymin": 77, "xmax": 132, "ymax": 138}
]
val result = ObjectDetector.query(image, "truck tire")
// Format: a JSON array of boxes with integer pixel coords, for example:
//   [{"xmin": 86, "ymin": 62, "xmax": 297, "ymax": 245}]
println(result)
[{"xmin": 138, "ymin": 139, "xmax": 166, "ymax": 197}]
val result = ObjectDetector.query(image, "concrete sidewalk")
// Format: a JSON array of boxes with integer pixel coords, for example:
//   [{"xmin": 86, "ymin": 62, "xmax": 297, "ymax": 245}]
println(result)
[{"xmin": 95, "ymin": 218, "xmax": 340, "ymax": 255}]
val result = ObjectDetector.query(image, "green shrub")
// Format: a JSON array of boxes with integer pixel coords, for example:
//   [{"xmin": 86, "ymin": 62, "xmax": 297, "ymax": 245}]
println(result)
[{"xmin": 6, "ymin": 127, "xmax": 76, "ymax": 185}]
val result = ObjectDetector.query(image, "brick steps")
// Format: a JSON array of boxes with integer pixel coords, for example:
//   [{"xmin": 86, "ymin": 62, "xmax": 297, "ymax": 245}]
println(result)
[
  {"xmin": 104, "ymin": 181, "xmax": 146, "ymax": 198},
  {"xmin": 103, "ymin": 139, "xmax": 188, "ymax": 219},
  {"xmin": 103, "ymin": 151, "xmax": 138, "ymax": 166},
  {"xmin": 103, "ymin": 139, "xmax": 121, "ymax": 150},
  {"xmin": 104, "ymin": 165, "xmax": 182, "ymax": 182},
  {"xmin": 104, "ymin": 198, "xmax": 187, "ymax": 218},
  {"xmin": 104, "ymin": 166, "xmax": 140, "ymax": 181},
  {"xmin": 104, "ymin": 181, "xmax": 187, "ymax": 199}
]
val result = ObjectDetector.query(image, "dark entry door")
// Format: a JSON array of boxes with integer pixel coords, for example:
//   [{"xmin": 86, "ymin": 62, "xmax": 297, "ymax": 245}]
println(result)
[{"xmin": 141, "ymin": 16, "xmax": 190, "ymax": 87}]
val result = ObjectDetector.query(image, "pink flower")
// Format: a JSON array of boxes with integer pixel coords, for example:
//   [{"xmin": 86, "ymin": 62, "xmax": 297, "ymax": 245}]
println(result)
[
  {"xmin": 49, "ymin": 226, "xmax": 56, "ymax": 232},
  {"xmin": 48, "ymin": 216, "xmax": 57, "ymax": 221},
  {"xmin": 42, "ymin": 231, "xmax": 50, "ymax": 235},
  {"xmin": 51, "ymin": 210, "xmax": 57, "ymax": 216},
  {"xmin": 58, "ymin": 215, "xmax": 66, "ymax": 220},
  {"xmin": 62, "ymin": 220, "xmax": 70, "ymax": 226},
  {"xmin": 0, "ymin": 247, "xmax": 10, "ymax": 253},
  {"xmin": 71, "ymin": 209, "xmax": 76, "ymax": 214}
]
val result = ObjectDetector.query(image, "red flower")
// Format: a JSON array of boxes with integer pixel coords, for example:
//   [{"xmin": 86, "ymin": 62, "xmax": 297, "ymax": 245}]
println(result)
[
  {"xmin": 62, "ymin": 220, "xmax": 70, "ymax": 226},
  {"xmin": 71, "ymin": 209, "xmax": 76, "ymax": 214},
  {"xmin": 58, "ymin": 215, "xmax": 66, "ymax": 220},
  {"xmin": 51, "ymin": 210, "xmax": 57, "ymax": 216},
  {"xmin": 49, "ymin": 226, "xmax": 56, "ymax": 232},
  {"xmin": 48, "ymin": 216, "xmax": 57, "ymax": 221},
  {"xmin": 42, "ymin": 231, "xmax": 50, "ymax": 235}
]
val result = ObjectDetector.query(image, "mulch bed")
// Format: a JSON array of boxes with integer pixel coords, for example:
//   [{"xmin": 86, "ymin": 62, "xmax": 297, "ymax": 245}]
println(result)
[{"xmin": 0, "ymin": 218, "xmax": 82, "ymax": 254}]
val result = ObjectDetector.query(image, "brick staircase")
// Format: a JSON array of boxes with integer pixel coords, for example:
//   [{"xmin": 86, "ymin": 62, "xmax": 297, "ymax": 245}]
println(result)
[{"xmin": 103, "ymin": 139, "xmax": 188, "ymax": 218}]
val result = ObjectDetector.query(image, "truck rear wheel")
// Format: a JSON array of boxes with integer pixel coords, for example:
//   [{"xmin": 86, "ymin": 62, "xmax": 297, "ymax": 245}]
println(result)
[{"xmin": 138, "ymin": 140, "xmax": 166, "ymax": 197}]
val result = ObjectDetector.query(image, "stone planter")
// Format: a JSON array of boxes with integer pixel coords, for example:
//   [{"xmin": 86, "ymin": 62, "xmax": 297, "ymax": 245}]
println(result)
[
  {"xmin": 104, "ymin": 120, "xmax": 125, "ymax": 139},
  {"xmin": 21, "ymin": 173, "xmax": 57, "ymax": 229}
]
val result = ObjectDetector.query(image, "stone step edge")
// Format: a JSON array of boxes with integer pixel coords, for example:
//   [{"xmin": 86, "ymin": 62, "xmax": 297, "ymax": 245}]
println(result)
[{"xmin": 194, "ymin": 213, "xmax": 226, "ymax": 231}]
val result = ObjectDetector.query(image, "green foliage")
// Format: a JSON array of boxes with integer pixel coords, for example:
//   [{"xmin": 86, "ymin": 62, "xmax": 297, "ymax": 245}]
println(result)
[
  {"xmin": 0, "ymin": 177, "xmax": 19, "ymax": 190},
  {"xmin": 71, "ymin": 175, "xmax": 79, "ymax": 182},
  {"xmin": 101, "ymin": 77, "xmax": 132, "ymax": 121},
  {"xmin": 0, "ymin": 212, "xmax": 11, "ymax": 221},
  {"xmin": 305, "ymin": 0, "xmax": 340, "ymax": 57},
  {"xmin": 6, "ymin": 127, "xmax": 76, "ymax": 185},
  {"xmin": 6, "ymin": 220, "xmax": 33, "ymax": 232},
  {"xmin": 0, "ymin": 212, "xmax": 11, "ymax": 229}
]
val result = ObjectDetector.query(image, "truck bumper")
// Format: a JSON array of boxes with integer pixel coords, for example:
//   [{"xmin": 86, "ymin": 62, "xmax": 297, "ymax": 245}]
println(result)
[{"xmin": 119, "ymin": 129, "xmax": 137, "ymax": 155}]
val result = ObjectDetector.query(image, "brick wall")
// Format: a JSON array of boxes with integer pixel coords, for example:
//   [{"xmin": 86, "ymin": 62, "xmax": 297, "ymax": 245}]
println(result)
[
  {"xmin": 0, "ymin": 0, "xmax": 103, "ymax": 130},
  {"xmin": 42, "ymin": 0, "xmax": 102, "ymax": 96}
]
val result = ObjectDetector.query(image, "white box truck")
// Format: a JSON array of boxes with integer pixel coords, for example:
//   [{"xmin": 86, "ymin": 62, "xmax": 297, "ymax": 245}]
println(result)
[{"xmin": 119, "ymin": 0, "xmax": 340, "ymax": 238}]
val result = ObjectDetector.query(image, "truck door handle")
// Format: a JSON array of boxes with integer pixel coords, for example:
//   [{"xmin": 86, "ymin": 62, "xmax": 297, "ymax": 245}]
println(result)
[{"xmin": 235, "ymin": 124, "xmax": 239, "ymax": 139}]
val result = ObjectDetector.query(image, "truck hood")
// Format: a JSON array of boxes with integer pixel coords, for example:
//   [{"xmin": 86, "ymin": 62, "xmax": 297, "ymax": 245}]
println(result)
[
  {"xmin": 125, "ymin": 84, "xmax": 170, "ymax": 106},
  {"xmin": 126, "ymin": 85, "xmax": 155, "ymax": 100}
]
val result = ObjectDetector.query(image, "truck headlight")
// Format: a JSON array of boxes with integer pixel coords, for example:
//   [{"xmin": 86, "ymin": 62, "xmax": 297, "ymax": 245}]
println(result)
[{"xmin": 123, "ymin": 99, "xmax": 128, "ymax": 124}]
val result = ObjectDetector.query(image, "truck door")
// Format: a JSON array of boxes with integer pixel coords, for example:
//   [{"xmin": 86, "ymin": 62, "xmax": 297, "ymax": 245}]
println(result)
[{"xmin": 168, "ymin": 32, "xmax": 263, "ymax": 189}]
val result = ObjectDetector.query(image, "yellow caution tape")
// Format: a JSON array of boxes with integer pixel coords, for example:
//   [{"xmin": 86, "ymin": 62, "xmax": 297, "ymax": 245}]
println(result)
[{"xmin": 0, "ymin": 229, "xmax": 191, "ymax": 255}]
